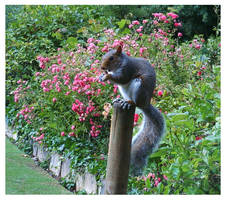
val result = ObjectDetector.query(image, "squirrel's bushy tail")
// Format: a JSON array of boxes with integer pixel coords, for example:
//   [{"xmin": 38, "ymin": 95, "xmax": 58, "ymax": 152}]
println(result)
[{"xmin": 130, "ymin": 104, "xmax": 165, "ymax": 175}]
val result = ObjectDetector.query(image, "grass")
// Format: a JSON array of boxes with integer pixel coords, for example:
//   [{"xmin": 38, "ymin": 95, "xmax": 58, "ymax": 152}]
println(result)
[{"xmin": 5, "ymin": 137, "xmax": 72, "ymax": 194}]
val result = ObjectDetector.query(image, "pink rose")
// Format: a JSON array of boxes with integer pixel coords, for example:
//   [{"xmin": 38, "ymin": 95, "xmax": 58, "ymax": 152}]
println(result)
[
  {"xmin": 153, "ymin": 20, "xmax": 158, "ymax": 25},
  {"xmin": 174, "ymin": 22, "xmax": 182, "ymax": 27},
  {"xmin": 197, "ymin": 71, "xmax": 202, "ymax": 76},
  {"xmin": 154, "ymin": 179, "xmax": 159, "ymax": 187},
  {"xmin": 126, "ymin": 51, "xmax": 131, "ymax": 56},
  {"xmin": 158, "ymin": 90, "xmax": 163, "ymax": 96},
  {"xmin": 163, "ymin": 175, "xmax": 168, "ymax": 180},
  {"xmin": 57, "ymin": 58, "xmax": 62, "ymax": 65},
  {"xmin": 69, "ymin": 132, "xmax": 75, "ymax": 137},
  {"xmin": 195, "ymin": 44, "xmax": 201, "ymax": 50},
  {"xmin": 35, "ymin": 72, "xmax": 40, "ymax": 76},
  {"xmin": 102, "ymin": 45, "xmax": 108, "ymax": 52},
  {"xmin": 132, "ymin": 20, "xmax": 140, "ymax": 25},
  {"xmin": 87, "ymin": 38, "xmax": 94, "ymax": 43},
  {"xmin": 134, "ymin": 114, "xmax": 139, "ymax": 123},
  {"xmin": 39, "ymin": 134, "xmax": 44, "ymax": 140},
  {"xmin": 196, "ymin": 136, "xmax": 203, "ymax": 141},
  {"xmin": 167, "ymin": 12, "xmax": 179, "ymax": 19},
  {"xmin": 178, "ymin": 32, "xmax": 183, "ymax": 37},
  {"xmin": 160, "ymin": 15, "xmax": 166, "ymax": 21},
  {"xmin": 139, "ymin": 47, "xmax": 145, "ymax": 54}
]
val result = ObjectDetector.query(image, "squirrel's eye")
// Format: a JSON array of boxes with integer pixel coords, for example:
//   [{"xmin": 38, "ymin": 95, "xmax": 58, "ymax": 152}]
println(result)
[{"xmin": 109, "ymin": 56, "xmax": 114, "ymax": 61}]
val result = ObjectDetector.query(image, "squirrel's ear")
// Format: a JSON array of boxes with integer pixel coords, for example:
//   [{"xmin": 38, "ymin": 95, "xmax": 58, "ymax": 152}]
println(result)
[{"xmin": 115, "ymin": 45, "xmax": 122, "ymax": 55}]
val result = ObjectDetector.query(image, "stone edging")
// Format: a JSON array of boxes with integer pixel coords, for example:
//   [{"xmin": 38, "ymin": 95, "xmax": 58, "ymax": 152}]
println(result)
[{"xmin": 6, "ymin": 125, "xmax": 104, "ymax": 194}]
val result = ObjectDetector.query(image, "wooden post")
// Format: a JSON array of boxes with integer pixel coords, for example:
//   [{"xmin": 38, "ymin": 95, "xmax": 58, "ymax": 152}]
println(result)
[{"xmin": 104, "ymin": 101, "xmax": 135, "ymax": 194}]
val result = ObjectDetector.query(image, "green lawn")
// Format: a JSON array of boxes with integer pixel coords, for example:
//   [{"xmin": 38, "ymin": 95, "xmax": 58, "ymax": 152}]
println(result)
[{"xmin": 5, "ymin": 138, "xmax": 72, "ymax": 194}]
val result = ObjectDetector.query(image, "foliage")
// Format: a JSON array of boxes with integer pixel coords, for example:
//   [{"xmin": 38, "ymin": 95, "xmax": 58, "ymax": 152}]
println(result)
[
  {"xmin": 171, "ymin": 5, "xmax": 220, "ymax": 40},
  {"xmin": 100, "ymin": 5, "xmax": 219, "ymax": 40},
  {"xmin": 6, "ymin": 5, "xmax": 111, "ymax": 107},
  {"xmin": 10, "ymin": 47, "xmax": 116, "ymax": 177},
  {"xmin": 5, "ymin": 5, "xmax": 219, "ymax": 101},
  {"xmin": 6, "ymin": 6, "xmax": 220, "ymax": 194}
]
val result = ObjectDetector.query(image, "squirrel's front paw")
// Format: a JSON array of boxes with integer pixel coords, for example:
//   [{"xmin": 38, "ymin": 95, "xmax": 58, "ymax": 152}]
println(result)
[{"xmin": 99, "ymin": 73, "xmax": 110, "ymax": 82}]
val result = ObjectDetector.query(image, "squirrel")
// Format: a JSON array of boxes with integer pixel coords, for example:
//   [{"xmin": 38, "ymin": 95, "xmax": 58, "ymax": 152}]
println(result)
[{"xmin": 99, "ymin": 45, "xmax": 165, "ymax": 176}]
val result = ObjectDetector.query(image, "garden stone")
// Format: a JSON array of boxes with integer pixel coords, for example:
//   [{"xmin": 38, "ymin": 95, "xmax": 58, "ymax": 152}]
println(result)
[
  {"xmin": 5, "ymin": 127, "xmax": 12, "ymax": 138},
  {"xmin": 5, "ymin": 126, "xmax": 17, "ymax": 141},
  {"xmin": 76, "ymin": 173, "xmax": 97, "ymax": 194},
  {"xmin": 49, "ymin": 152, "xmax": 62, "ymax": 177},
  {"xmin": 12, "ymin": 132, "xmax": 17, "ymax": 140},
  {"xmin": 37, "ymin": 145, "xmax": 49, "ymax": 162},
  {"xmin": 32, "ymin": 143, "xmax": 39, "ymax": 157},
  {"xmin": 84, "ymin": 173, "xmax": 97, "ymax": 194},
  {"xmin": 61, "ymin": 158, "xmax": 71, "ymax": 178},
  {"xmin": 98, "ymin": 179, "xmax": 106, "ymax": 194},
  {"xmin": 76, "ymin": 174, "xmax": 85, "ymax": 192}
]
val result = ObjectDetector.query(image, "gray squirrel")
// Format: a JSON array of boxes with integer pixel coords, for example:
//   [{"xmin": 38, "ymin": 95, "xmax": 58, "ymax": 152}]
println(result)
[{"xmin": 99, "ymin": 46, "xmax": 165, "ymax": 175}]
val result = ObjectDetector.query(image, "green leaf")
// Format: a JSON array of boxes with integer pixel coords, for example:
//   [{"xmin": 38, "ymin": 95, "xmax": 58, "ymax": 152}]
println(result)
[
  {"xmin": 150, "ymin": 147, "xmax": 169, "ymax": 158},
  {"xmin": 116, "ymin": 19, "xmax": 127, "ymax": 29},
  {"xmin": 168, "ymin": 112, "xmax": 194, "ymax": 128},
  {"xmin": 169, "ymin": 164, "xmax": 180, "ymax": 178},
  {"xmin": 182, "ymin": 162, "xmax": 190, "ymax": 172},
  {"xmin": 76, "ymin": 27, "xmax": 86, "ymax": 33},
  {"xmin": 48, "ymin": 122, "xmax": 57, "ymax": 129},
  {"xmin": 163, "ymin": 185, "xmax": 170, "ymax": 194},
  {"xmin": 66, "ymin": 37, "xmax": 78, "ymax": 48},
  {"xmin": 52, "ymin": 31, "xmax": 62, "ymax": 40},
  {"xmin": 174, "ymin": 119, "xmax": 193, "ymax": 128},
  {"xmin": 167, "ymin": 112, "xmax": 188, "ymax": 120},
  {"xmin": 145, "ymin": 178, "xmax": 151, "ymax": 188},
  {"xmin": 121, "ymin": 28, "xmax": 131, "ymax": 34}
]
